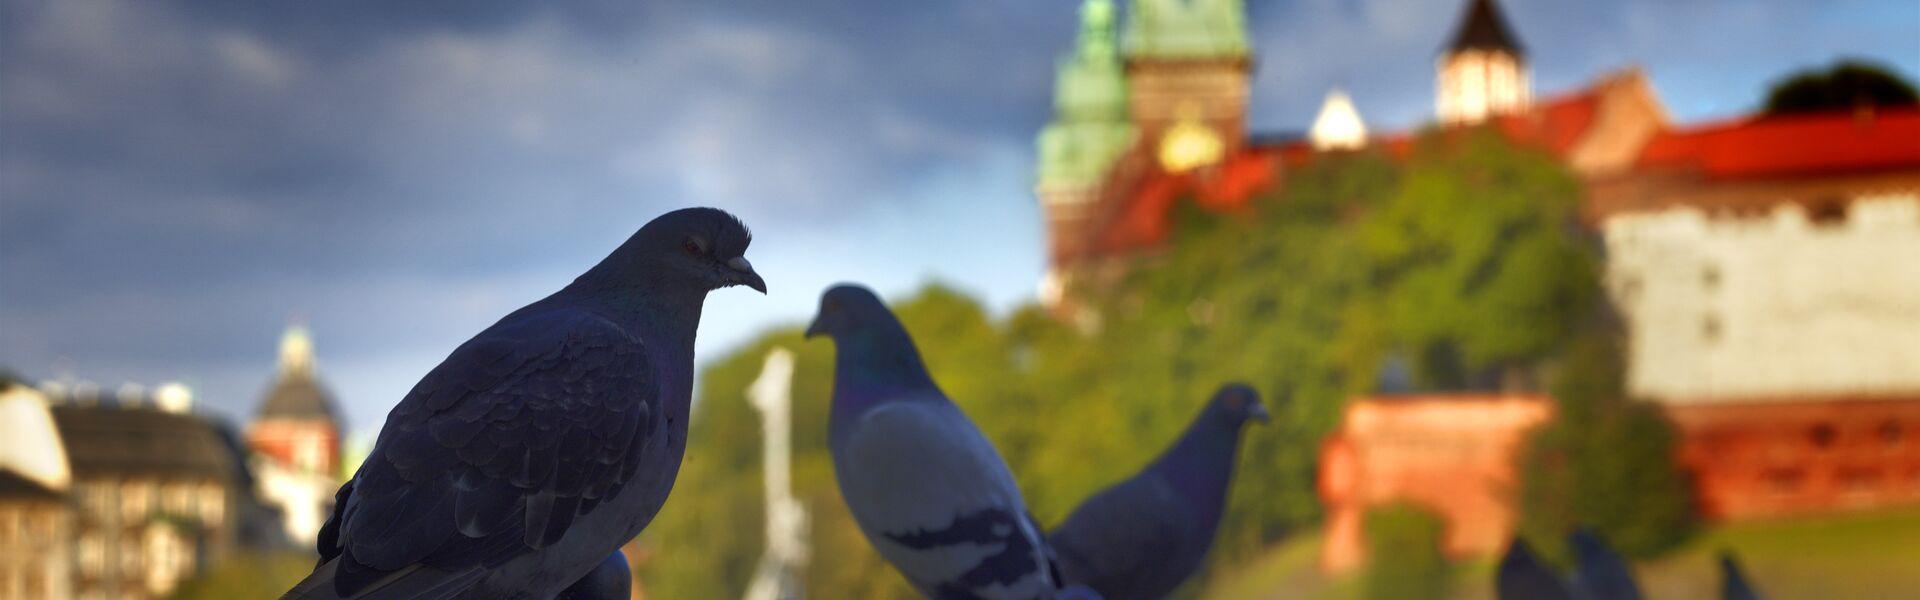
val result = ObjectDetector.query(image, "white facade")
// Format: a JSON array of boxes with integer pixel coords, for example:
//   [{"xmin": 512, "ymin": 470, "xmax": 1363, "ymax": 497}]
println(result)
[
  {"xmin": 1605, "ymin": 195, "xmax": 1920, "ymax": 402},
  {"xmin": 1436, "ymin": 50, "xmax": 1530, "ymax": 125}
]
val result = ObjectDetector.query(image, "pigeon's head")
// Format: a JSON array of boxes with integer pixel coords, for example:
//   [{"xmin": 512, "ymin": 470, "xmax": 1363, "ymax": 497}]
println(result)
[
  {"xmin": 1209, "ymin": 383, "xmax": 1270, "ymax": 426},
  {"xmin": 804, "ymin": 284, "xmax": 894, "ymax": 341},
  {"xmin": 608, "ymin": 207, "xmax": 765, "ymax": 294}
]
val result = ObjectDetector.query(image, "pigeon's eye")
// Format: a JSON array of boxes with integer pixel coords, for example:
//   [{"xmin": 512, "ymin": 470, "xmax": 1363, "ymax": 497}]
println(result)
[{"xmin": 682, "ymin": 237, "xmax": 707, "ymax": 256}]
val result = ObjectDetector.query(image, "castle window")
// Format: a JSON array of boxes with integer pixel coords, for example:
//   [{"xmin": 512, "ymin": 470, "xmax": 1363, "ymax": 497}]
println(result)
[
  {"xmin": 1880, "ymin": 421, "xmax": 1903, "ymax": 447},
  {"xmin": 1809, "ymin": 423, "xmax": 1838, "ymax": 449},
  {"xmin": 1807, "ymin": 199, "xmax": 1848, "ymax": 226},
  {"xmin": 1701, "ymin": 314, "xmax": 1722, "ymax": 342},
  {"xmin": 1700, "ymin": 265, "xmax": 1720, "ymax": 290},
  {"xmin": 1763, "ymin": 467, "xmax": 1804, "ymax": 494}
]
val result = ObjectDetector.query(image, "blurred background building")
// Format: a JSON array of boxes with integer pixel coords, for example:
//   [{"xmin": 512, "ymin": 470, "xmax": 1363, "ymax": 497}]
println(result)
[
  {"xmin": 0, "ymin": 322, "xmax": 346, "ymax": 598},
  {"xmin": 1034, "ymin": 0, "xmax": 1920, "ymax": 572}
]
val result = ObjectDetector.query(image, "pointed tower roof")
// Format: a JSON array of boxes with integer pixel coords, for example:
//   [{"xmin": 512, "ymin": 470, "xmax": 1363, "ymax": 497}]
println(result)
[
  {"xmin": 1310, "ymin": 88, "xmax": 1368, "ymax": 150},
  {"xmin": 1038, "ymin": 0, "xmax": 1137, "ymax": 188},
  {"xmin": 256, "ymin": 323, "xmax": 341, "ymax": 424},
  {"xmin": 1443, "ymin": 0, "xmax": 1525, "ymax": 57}
]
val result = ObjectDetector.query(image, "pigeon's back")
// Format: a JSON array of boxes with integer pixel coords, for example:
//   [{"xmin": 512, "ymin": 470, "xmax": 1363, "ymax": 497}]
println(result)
[
  {"xmin": 835, "ymin": 399, "xmax": 1056, "ymax": 599},
  {"xmin": 1047, "ymin": 474, "xmax": 1198, "ymax": 600}
]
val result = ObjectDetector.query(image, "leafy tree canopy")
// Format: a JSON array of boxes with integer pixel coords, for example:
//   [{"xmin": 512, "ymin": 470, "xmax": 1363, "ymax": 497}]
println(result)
[{"xmin": 1764, "ymin": 59, "xmax": 1919, "ymax": 115}]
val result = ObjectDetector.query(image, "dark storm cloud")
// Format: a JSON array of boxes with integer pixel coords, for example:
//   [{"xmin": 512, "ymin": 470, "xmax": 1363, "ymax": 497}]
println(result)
[{"xmin": 2, "ymin": 0, "xmax": 1914, "ymax": 430}]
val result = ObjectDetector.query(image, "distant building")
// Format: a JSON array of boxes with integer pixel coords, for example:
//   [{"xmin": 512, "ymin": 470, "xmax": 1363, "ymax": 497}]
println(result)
[
  {"xmin": 247, "ymin": 324, "xmax": 345, "ymax": 547},
  {"xmin": 1592, "ymin": 108, "xmax": 1920, "ymax": 519},
  {"xmin": 1034, "ymin": 0, "xmax": 1920, "ymax": 571},
  {"xmin": 1435, "ymin": 0, "xmax": 1530, "ymax": 125},
  {"xmin": 0, "ymin": 470, "xmax": 73, "ymax": 600},
  {"xmin": 1317, "ymin": 395, "xmax": 1552, "ymax": 573},
  {"xmin": 50, "ymin": 391, "xmax": 252, "ymax": 598},
  {"xmin": 1308, "ymin": 89, "xmax": 1367, "ymax": 151},
  {"xmin": 0, "ymin": 382, "xmax": 75, "ymax": 600}
]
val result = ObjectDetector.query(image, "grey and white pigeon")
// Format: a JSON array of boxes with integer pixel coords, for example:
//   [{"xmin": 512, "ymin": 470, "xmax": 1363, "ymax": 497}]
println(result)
[
  {"xmin": 1720, "ymin": 551, "xmax": 1764, "ymax": 600},
  {"xmin": 1570, "ymin": 528, "xmax": 1640, "ymax": 600},
  {"xmin": 286, "ymin": 207, "xmax": 763, "ymax": 599},
  {"xmin": 1045, "ymin": 384, "xmax": 1268, "ymax": 600},
  {"xmin": 1496, "ymin": 538, "xmax": 1578, "ymax": 600},
  {"xmin": 557, "ymin": 551, "xmax": 631, "ymax": 600},
  {"xmin": 807, "ymin": 284, "xmax": 1060, "ymax": 599}
]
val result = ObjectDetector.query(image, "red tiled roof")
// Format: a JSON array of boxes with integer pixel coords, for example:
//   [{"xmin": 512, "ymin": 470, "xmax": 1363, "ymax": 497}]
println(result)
[
  {"xmin": 1635, "ymin": 108, "xmax": 1920, "ymax": 180},
  {"xmin": 1096, "ymin": 148, "xmax": 1280, "ymax": 252}
]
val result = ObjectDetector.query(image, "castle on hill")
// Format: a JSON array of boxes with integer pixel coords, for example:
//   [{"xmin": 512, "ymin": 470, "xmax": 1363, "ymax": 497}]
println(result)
[{"xmin": 1033, "ymin": 0, "xmax": 1920, "ymax": 571}]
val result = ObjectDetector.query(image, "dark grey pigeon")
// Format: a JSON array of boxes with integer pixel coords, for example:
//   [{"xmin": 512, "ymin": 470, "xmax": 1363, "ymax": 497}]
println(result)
[
  {"xmin": 1570, "ymin": 528, "xmax": 1640, "ymax": 600},
  {"xmin": 1497, "ymin": 538, "xmax": 1579, "ymax": 600},
  {"xmin": 808, "ymin": 284, "xmax": 1060, "ymax": 599},
  {"xmin": 557, "ymin": 551, "xmax": 631, "ymax": 600},
  {"xmin": 1045, "ymin": 384, "xmax": 1268, "ymax": 600},
  {"xmin": 285, "ymin": 208, "xmax": 763, "ymax": 599},
  {"xmin": 1720, "ymin": 551, "xmax": 1764, "ymax": 600}
]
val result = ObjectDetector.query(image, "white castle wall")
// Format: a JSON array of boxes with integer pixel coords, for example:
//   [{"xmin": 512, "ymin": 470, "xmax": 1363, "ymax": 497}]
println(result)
[{"xmin": 1604, "ymin": 194, "xmax": 1920, "ymax": 402}]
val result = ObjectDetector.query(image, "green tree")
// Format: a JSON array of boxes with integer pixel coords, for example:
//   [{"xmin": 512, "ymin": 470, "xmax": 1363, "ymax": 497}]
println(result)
[
  {"xmin": 1361, "ymin": 129, "xmax": 1595, "ymax": 390},
  {"xmin": 1516, "ymin": 328, "xmax": 1694, "ymax": 561},
  {"xmin": 1361, "ymin": 504, "xmax": 1450, "ymax": 600},
  {"xmin": 1764, "ymin": 60, "xmax": 1919, "ymax": 115}
]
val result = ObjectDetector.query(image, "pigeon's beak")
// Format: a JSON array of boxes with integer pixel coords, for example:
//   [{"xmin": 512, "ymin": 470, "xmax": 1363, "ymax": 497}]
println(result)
[
  {"xmin": 1248, "ymin": 401, "xmax": 1271, "ymax": 423},
  {"xmin": 804, "ymin": 313, "xmax": 827, "ymax": 339},
  {"xmin": 726, "ymin": 256, "xmax": 767, "ymax": 294}
]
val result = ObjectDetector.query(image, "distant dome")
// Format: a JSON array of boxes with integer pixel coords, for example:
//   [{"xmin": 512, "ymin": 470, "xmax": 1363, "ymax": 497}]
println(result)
[
  {"xmin": 257, "ymin": 373, "xmax": 341, "ymax": 423},
  {"xmin": 256, "ymin": 323, "xmax": 342, "ymax": 424}
]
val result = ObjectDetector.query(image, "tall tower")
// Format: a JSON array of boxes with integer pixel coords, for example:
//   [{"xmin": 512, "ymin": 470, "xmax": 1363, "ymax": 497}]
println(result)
[
  {"xmin": 1436, "ymin": 0, "xmax": 1530, "ymax": 124},
  {"xmin": 250, "ymin": 324, "xmax": 342, "ymax": 477},
  {"xmin": 1036, "ymin": 0, "xmax": 1136, "ymax": 299},
  {"xmin": 1125, "ymin": 0, "xmax": 1251, "ymax": 173}
]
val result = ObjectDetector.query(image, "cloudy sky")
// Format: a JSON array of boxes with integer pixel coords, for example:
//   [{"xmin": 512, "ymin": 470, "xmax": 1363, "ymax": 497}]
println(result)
[{"xmin": 3, "ymin": 0, "xmax": 1915, "ymax": 433}]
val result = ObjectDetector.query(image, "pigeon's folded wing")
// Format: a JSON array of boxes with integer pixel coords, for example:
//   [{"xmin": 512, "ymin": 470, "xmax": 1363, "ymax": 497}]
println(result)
[
  {"xmin": 839, "ymin": 401, "xmax": 1052, "ymax": 596},
  {"xmin": 321, "ymin": 308, "xmax": 658, "ymax": 596}
]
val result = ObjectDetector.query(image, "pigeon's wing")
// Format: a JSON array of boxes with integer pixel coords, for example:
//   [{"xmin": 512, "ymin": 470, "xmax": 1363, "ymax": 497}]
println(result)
[
  {"xmin": 1497, "ymin": 539, "xmax": 1577, "ymax": 600},
  {"xmin": 839, "ymin": 400, "xmax": 1055, "ymax": 599},
  {"xmin": 318, "ymin": 308, "xmax": 657, "ymax": 597},
  {"xmin": 1046, "ymin": 475, "xmax": 1187, "ymax": 594}
]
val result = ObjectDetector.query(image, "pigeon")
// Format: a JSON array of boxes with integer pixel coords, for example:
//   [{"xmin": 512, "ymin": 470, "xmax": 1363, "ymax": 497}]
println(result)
[
  {"xmin": 286, "ymin": 207, "xmax": 763, "ymax": 599},
  {"xmin": 557, "ymin": 551, "xmax": 631, "ymax": 600},
  {"xmin": 1045, "ymin": 384, "xmax": 1269, "ymax": 600},
  {"xmin": 1569, "ymin": 528, "xmax": 1639, "ymax": 600},
  {"xmin": 1720, "ymin": 551, "xmax": 1764, "ymax": 600},
  {"xmin": 807, "ymin": 284, "xmax": 1059, "ymax": 599},
  {"xmin": 1496, "ymin": 538, "xmax": 1578, "ymax": 600}
]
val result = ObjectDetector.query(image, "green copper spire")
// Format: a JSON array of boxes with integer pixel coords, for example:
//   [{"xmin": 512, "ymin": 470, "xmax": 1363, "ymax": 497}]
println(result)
[
  {"xmin": 1037, "ymin": 0, "xmax": 1135, "ymax": 188},
  {"xmin": 1125, "ymin": 0, "xmax": 1250, "ymax": 59}
]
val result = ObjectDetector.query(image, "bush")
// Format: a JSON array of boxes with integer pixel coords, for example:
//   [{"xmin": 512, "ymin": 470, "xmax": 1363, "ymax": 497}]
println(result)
[{"xmin": 1362, "ymin": 504, "xmax": 1450, "ymax": 600}]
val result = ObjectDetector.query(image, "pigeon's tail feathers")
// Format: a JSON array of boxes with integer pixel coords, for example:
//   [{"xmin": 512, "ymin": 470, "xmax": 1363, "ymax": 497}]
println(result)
[
  {"xmin": 281, "ymin": 558, "xmax": 487, "ymax": 600},
  {"xmin": 1058, "ymin": 584, "xmax": 1105, "ymax": 600}
]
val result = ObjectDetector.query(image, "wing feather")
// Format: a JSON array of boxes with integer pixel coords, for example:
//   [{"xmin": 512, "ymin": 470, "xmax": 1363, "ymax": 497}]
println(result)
[{"xmin": 319, "ymin": 308, "xmax": 657, "ymax": 597}]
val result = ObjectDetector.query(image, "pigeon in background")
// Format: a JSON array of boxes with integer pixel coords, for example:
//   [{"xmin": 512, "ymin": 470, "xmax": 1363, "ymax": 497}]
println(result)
[
  {"xmin": 1497, "ymin": 538, "xmax": 1578, "ymax": 600},
  {"xmin": 287, "ymin": 208, "xmax": 764, "ymax": 599},
  {"xmin": 1570, "ymin": 528, "xmax": 1640, "ymax": 600},
  {"xmin": 557, "ymin": 551, "xmax": 631, "ymax": 600},
  {"xmin": 1720, "ymin": 551, "xmax": 1764, "ymax": 600},
  {"xmin": 1045, "ymin": 384, "xmax": 1269, "ymax": 600},
  {"xmin": 808, "ymin": 284, "xmax": 1060, "ymax": 599}
]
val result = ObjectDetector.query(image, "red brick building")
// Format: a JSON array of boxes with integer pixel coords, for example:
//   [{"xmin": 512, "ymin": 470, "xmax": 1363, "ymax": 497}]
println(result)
[{"xmin": 1317, "ymin": 395, "xmax": 1553, "ymax": 573}]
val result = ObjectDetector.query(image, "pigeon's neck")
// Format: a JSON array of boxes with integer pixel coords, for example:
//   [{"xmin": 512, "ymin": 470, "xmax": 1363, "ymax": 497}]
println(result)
[
  {"xmin": 827, "ymin": 328, "xmax": 938, "ymax": 442},
  {"xmin": 1152, "ymin": 408, "xmax": 1244, "ymax": 531},
  {"xmin": 558, "ymin": 280, "xmax": 705, "ymax": 402}
]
